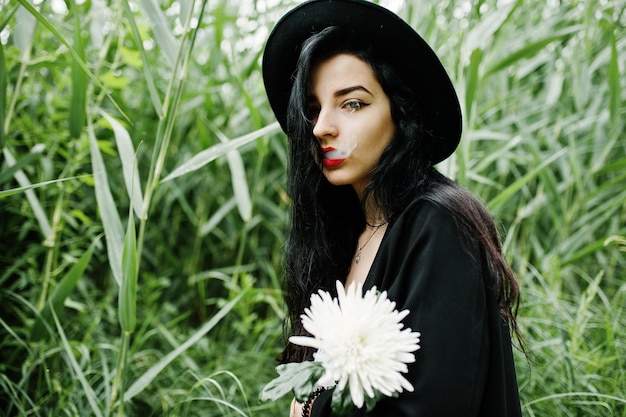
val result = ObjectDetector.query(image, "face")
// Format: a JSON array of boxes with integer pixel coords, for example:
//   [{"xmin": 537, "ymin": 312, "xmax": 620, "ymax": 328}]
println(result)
[{"xmin": 308, "ymin": 53, "xmax": 395, "ymax": 197}]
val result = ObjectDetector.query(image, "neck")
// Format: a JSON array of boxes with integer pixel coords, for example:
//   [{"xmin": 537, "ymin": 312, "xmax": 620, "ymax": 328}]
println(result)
[{"xmin": 352, "ymin": 179, "xmax": 386, "ymax": 226}]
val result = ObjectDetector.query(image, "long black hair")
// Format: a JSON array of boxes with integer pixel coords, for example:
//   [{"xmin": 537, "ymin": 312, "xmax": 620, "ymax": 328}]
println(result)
[{"xmin": 280, "ymin": 27, "xmax": 520, "ymax": 363}]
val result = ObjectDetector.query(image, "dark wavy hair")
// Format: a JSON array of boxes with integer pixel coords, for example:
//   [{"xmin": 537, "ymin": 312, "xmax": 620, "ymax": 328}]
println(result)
[{"xmin": 280, "ymin": 27, "xmax": 520, "ymax": 363}]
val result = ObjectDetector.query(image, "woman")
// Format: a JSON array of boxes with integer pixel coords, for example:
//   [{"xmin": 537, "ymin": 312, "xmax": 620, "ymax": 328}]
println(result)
[{"xmin": 262, "ymin": 1, "xmax": 522, "ymax": 416}]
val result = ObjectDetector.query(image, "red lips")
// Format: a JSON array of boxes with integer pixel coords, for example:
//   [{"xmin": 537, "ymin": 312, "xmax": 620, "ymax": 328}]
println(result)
[
  {"xmin": 321, "ymin": 147, "xmax": 346, "ymax": 167},
  {"xmin": 323, "ymin": 158, "xmax": 346, "ymax": 167}
]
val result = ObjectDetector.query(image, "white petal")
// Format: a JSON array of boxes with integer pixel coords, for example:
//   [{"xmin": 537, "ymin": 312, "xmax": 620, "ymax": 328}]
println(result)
[
  {"xmin": 349, "ymin": 373, "xmax": 364, "ymax": 408},
  {"xmin": 289, "ymin": 336, "xmax": 320, "ymax": 349},
  {"xmin": 294, "ymin": 280, "xmax": 421, "ymax": 408}
]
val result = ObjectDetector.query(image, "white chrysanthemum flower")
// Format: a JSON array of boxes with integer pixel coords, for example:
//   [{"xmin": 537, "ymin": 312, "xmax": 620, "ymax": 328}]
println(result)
[{"xmin": 289, "ymin": 280, "xmax": 421, "ymax": 409}]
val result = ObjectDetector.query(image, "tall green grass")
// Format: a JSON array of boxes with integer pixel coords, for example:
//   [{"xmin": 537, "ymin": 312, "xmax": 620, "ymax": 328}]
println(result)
[{"xmin": 0, "ymin": 0, "xmax": 624, "ymax": 416}]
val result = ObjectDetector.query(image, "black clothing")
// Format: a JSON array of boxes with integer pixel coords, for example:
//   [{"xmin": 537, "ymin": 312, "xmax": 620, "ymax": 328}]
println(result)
[{"xmin": 311, "ymin": 198, "xmax": 522, "ymax": 417}]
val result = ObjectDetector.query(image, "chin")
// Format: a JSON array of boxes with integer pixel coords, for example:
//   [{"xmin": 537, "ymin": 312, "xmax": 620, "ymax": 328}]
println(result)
[{"xmin": 322, "ymin": 173, "xmax": 353, "ymax": 187}]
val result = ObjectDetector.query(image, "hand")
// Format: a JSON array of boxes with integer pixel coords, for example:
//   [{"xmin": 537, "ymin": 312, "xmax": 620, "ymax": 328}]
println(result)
[{"xmin": 290, "ymin": 397, "xmax": 304, "ymax": 417}]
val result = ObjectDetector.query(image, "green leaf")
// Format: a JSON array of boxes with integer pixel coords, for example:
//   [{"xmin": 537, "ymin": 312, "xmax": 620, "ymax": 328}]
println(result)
[
  {"xmin": 88, "ymin": 119, "xmax": 124, "ymax": 286},
  {"xmin": 0, "ymin": 143, "xmax": 44, "ymax": 184},
  {"xmin": 463, "ymin": 0, "xmax": 516, "ymax": 52},
  {"xmin": 485, "ymin": 26, "xmax": 581, "ymax": 76},
  {"xmin": 120, "ymin": 0, "xmax": 163, "ymax": 116},
  {"xmin": 199, "ymin": 197, "xmax": 237, "ymax": 237},
  {"xmin": 118, "ymin": 213, "xmax": 137, "ymax": 333},
  {"xmin": 0, "ymin": 42, "xmax": 6, "ymax": 147},
  {"xmin": 69, "ymin": 0, "xmax": 86, "ymax": 138},
  {"xmin": 487, "ymin": 148, "xmax": 566, "ymax": 212},
  {"xmin": 607, "ymin": 26, "xmax": 622, "ymax": 134},
  {"xmin": 0, "ymin": 177, "xmax": 76, "ymax": 199},
  {"xmin": 465, "ymin": 48, "xmax": 482, "ymax": 126},
  {"xmin": 30, "ymin": 238, "xmax": 99, "ymax": 341},
  {"xmin": 88, "ymin": 0, "xmax": 106, "ymax": 49},
  {"xmin": 226, "ymin": 149, "xmax": 252, "ymax": 222},
  {"xmin": 124, "ymin": 290, "xmax": 247, "ymax": 401},
  {"xmin": 98, "ymin": 71, "xmax": 131, "ymax": 90},
  {"xmin": 329, "ymin": 385, "xmax": 389, "ymax": 415},
  {"xmin": 15, "ymin": 0, "xmax": 129, "ymax": 122},
  {"xmin": 209, "ymin": 122, "xmax": 252, "ymax": 222},
  {"xmin": 331, "ymin": 388, "xmax": 355, "ymax": 416},
  {"xmin": 567, "ymin": 272, "xmax": 604, "ymax": 356},
  {"xmin": 137, "ymin": 0, "xmax": 178, "ymax": 68},
  {"xmin": 259, "ymin": 361, "xmax": 325, "ymax": 403},
  {"xmin": 2, "ymin": 147, "xmax": 52, "ymax": 237},
  {"xmin": 120, "ymin": 46, "xmax": 143, "ymax": 69},
  {"xmin": 161, "ymin": 122, "xmax": 280, "ymax": 183},
  {"xmin": 100, "ymin": 111, "xmax": 144, "ymax": 219},
  {"xmin": 14, "ymin": 2, "xmax": 37, "ymax": 61},
  {"xmin": 0, "ymin": 3, "xmax": 19, "ymax": 32},
  {"xmin": 50, "ymin": 305, "xmax": 104, "ymax": 417}
]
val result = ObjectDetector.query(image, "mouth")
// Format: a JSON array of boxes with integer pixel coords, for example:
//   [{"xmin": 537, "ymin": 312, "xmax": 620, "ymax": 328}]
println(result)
[
  {"xmin": 322, "ymin": 158, "xmax": 346, "ymax": 167},
  {"xmin": 321, "ymin": 147, "xmax": 346, "ymax": 167}
]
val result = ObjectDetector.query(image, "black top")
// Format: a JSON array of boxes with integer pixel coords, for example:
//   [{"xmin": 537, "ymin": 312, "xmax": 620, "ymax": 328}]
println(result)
[{"xmin": 311, "ymin": 198, "xmax": 522, "ymax": 416}]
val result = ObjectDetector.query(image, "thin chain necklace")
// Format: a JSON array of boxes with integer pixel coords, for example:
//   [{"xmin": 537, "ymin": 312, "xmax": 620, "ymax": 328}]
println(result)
[{"xmin": 355, "ymin": 222, "xmax": 387, "ymax": 264}]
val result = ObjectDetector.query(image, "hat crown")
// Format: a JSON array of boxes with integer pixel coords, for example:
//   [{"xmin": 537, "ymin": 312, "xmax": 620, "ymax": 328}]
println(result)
[{"xmin": 262, "ymin": 0, "xmax": 461, "ymax": 163}]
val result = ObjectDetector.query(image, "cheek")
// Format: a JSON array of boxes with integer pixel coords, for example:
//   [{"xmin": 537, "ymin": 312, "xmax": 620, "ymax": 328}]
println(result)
[{"xmin": 371, "ymin": 119, "xmax": 395, "ymax": 154}]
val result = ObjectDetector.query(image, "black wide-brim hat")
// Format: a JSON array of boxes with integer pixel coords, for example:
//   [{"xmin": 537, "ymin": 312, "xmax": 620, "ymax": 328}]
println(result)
[{"xmin": 262, "ymin": 0, "xmax": 462, "ymax": 164}]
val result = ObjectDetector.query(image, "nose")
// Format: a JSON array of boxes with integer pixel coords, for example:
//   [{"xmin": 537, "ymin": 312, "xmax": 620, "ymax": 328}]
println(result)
[{"xmin": 312, "ymin": 108, "xmax": 337, "ymax": 140}]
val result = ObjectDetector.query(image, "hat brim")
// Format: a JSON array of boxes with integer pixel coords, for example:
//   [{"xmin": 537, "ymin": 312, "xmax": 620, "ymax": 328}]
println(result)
[{"xmin": 262, "ymin": 0, "xmax": 461, "ymax": 164}]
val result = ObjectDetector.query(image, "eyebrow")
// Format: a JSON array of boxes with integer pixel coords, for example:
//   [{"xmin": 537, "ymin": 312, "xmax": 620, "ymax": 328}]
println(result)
[
  {"xmin": 307, "ymin": 85, "xmax": 373, "ymax": 103},
  {"xmin": 334, "ymin": 85, "xmax": 373, "ymax": 97}
]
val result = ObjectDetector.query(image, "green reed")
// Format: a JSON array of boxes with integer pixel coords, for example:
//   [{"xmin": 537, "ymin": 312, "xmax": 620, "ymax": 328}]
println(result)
[{"xmin": 0, "ymin": 0, "xmax": 624, "ymax": 416}]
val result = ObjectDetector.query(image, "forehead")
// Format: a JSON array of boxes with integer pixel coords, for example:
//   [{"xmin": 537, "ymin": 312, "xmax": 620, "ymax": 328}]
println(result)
[{"xmin": 309, "ymin": 54, "xmax": 380, "ymax": 96}]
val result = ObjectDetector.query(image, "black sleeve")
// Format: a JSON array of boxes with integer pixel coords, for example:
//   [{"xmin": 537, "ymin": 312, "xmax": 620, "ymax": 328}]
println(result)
[{"xmin": 311, "ymin": 200, "xmax": 519, "ymax": 417}]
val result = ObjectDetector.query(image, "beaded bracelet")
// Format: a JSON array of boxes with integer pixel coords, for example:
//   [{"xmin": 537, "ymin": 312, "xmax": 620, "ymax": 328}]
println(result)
[{"xmin": 301, "ymin": 386, "xmax": 328, "ymax": 417}]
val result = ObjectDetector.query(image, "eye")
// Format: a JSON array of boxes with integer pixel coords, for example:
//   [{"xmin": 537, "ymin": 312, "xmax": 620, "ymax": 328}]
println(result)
[{"xmin": 344, "ymin": 100, "xmax": 368, "ymax": 112}]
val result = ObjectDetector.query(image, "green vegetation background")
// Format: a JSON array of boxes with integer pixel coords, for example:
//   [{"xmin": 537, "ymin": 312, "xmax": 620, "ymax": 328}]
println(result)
[{"xmin": 1, "ymin": 0, "xmax": 624, "ymax": 415}]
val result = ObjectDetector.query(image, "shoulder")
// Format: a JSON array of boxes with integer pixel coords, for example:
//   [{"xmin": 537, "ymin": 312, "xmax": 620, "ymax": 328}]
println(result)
[
  {"xmin": 387, "ymin": 181, "xmax": 492, "ymax": 253},
  {"xmin": 390, "ymin": 196, "xmax": 465, "ymax": 243},
  {"xmin": 373, "ymin": 195, "xmax": 486, "ymax": 289}
]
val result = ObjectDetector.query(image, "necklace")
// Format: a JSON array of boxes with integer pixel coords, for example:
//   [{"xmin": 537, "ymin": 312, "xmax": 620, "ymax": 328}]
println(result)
[{"xmin": 355, "ymin": 222, "xmax": 386, "ymax": 264}]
